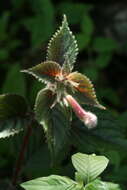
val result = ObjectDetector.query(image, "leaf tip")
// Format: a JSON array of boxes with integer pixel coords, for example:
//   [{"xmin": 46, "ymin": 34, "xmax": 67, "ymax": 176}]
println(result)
[
  {"xmin": 63, "ymin": 14, "xmax": 67, "ymax": 22},
  {"xmin": 62, "ymin": 14, "xmax": 68, "ymax": 27}
]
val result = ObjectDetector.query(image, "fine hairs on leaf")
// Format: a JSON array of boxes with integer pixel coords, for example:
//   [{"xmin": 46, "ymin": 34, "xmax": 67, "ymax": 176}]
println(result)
[
  {"xmin": 47, "ymin": 15, "xmax": 79, "ymax": 72},
  {"xmin": 22, "ymin": 15, "xmax": 105, "ymax": 160}
]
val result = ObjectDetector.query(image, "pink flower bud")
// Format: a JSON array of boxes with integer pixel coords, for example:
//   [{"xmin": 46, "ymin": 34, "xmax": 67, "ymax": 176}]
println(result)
[{"xmin": 65, "ymin": 95, "xmax": 97, "ymax": 129}]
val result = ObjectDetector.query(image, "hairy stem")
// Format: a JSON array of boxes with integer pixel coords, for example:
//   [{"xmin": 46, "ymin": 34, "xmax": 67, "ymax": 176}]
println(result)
[{"xmin": 12, "ymin": 122, "xmax": 33, "ymax": 186}]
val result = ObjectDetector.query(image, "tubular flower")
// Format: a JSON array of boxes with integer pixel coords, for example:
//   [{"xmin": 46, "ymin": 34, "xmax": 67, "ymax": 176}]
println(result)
[{"xmin": 65, "ymin": 95, "xmax": 97, "ymax": 129}]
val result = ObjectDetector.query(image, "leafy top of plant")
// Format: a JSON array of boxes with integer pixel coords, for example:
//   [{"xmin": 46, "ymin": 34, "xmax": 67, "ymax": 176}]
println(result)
[{"xmin": 21, "ymin": 14, "xmax": 105, "ymax": 159}]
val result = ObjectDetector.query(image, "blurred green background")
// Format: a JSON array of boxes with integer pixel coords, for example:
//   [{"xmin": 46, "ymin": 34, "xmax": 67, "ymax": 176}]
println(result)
[{"xmin": 1, "ymin": 0, "xmax": 127, "ymax": 189}]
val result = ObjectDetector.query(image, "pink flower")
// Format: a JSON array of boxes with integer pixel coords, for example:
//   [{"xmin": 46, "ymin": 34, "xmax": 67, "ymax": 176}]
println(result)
[{"xmin": 65, "ymin": 95, "xmax": 97, "ymax": 129}]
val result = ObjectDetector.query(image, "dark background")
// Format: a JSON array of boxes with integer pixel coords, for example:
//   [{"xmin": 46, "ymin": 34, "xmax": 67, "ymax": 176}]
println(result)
[{"xmin": 0, "ymin": 0, "xmax": 127, "ymax": 189}]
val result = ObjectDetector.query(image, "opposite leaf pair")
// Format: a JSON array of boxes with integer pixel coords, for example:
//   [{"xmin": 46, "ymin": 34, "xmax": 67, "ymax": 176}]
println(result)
[
  {"xmin": 21, "ymin": 153, "xmax": 121, "ymax": 190},
  {"xmin": 22, "ymin": 15, "xmax": 105, "ymax": 158},
  {"xmin": 22, "ymin": 15, "xmax": 105, "ymax": 128}
]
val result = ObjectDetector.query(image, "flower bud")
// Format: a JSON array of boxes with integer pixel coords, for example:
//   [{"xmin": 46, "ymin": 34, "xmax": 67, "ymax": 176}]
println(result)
[{"xmin": 65, "ymin": 95, "xmax": 97, "ymax": 129}]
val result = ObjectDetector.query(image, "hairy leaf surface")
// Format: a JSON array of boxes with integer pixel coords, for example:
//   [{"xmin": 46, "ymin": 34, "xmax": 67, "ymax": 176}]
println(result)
[
  {"xmin": 22, "ymin": 61, "xmax": 61, "ymax": 83},
  {"xmin": 67, "ymin": 72, "xmax": 105, "ymax": 109},
  {"xmin": 47, "ymin": 15, "xmax": 78, "ymax": 72}
]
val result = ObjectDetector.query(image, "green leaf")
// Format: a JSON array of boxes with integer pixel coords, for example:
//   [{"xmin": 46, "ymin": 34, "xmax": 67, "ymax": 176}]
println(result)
[
  {"xmin": 106, "ymin": 182, "xmax": 121, "ymax": 190},
  {"xmin": 29, "ymin": 80, "xmax": 44, "ymax": 106},
  {"xmin": 93, "ymin": 37, "xmax": 119, "ymax": 52},
  {"xmin": 0, "ymin": 94, "xmax": 28, "ymax": 138},
  {"xmin": 72, "ymin": 153, "xmax": 109, "ymax": 184},
  {"xmin": 21, "ymin": 175, "xmax": 77, "ymax": 190},
  {"xmin": 35, "ymin": 89, "xmax": 71, "ymax": 161},
  {"xmin": 75, "ymin": 172, "xmax": 84, "ymax": 188},
  {"xmin": 22, "ymin": 61, "xmax": 61, "ymax": 84},
  {"xmin": 34, "ymin": 89, "xmax": 55, "ymax": 126},
  {"xmin": 85, "ymin": 179, "xmax": 121, "ymax": 190},
  {"xmin": 0, "ymin": 117, "xmax": 27, "ymax": 138},
  {"xmin": 47, "ymin": 15, "xmax": 78, "ymax": 72},
  {"xmin": 67, "ymin": 72, "xmax": 105, "ymax": 109},
  {"xmin": 2, "ymin": 64, "xmax": 26, "ymax": 96}
]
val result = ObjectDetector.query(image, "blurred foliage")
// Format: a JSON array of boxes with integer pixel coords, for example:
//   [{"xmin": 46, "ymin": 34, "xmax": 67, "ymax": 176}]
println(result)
[{"xmin": 0, "ymin": 0, "xmax": 127, "ymax": 190}]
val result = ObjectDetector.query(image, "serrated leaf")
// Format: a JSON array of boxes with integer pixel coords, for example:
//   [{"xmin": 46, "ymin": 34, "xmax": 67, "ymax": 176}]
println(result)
[
  {"xmin": 21, "ymin": 175, "xmax": 77, "ymax": 190},
  {"xmin": 85, "ymin": 179, "xmax": 121, "ymax": 190},
  {"xmin": 47, "ymin": 15, "xmax": 78, "ymax": 72},
  {"xmin": 22, "ymin": 61, "xmax": 61, "ymax": 84},
  {"xmin": 67, "ymin": 72, "xmax": 104, "ymax": 109},
  {"xmin": 0, "ymin": 117, "xmax": 27, "ymax": 138},
  {"xmin": 0, "ymin": 94, "xmax": 28, "ymax": 138},
  {"xmin": 34, "ymin": 89, "xmax": 55, "ymax": 127},
  {"xmin": 34, "ymin": 89, "xmax": 71, "ymax": 161},
  {"xmin": 72, "ymin": 153, "xmax": 109, "ymax": 184}
]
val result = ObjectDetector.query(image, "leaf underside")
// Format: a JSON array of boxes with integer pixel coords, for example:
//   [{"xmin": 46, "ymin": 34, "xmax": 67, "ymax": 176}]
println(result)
[
  {"xmin": 47, "ymin": 15, "xmax": 78, "ymax": 73},
  {"xmin": 72, "ymin": 153, "xmax": 109, "ymax": 183},
  {"xmin": 22, "ymin": 61, "xmax": 61, "ymax": 83},
  {"xmin": 67, "ymin": 72, "xmax": 105, "ymax": 109}
]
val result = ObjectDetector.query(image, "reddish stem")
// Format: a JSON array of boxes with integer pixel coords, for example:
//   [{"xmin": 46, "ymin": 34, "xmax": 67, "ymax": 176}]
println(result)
[{"xmin": 12, "ymin": 123, "xmax": 32, "ymax": 186}]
